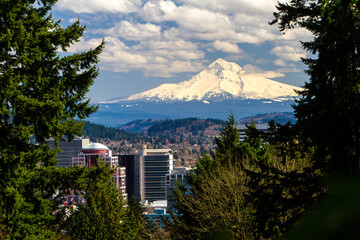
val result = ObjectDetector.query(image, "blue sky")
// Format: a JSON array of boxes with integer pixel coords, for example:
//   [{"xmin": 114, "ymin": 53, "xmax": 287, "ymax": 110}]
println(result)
[{"xmin": 53, "ymin": 0, "xmax": 313, "ymax": 103}]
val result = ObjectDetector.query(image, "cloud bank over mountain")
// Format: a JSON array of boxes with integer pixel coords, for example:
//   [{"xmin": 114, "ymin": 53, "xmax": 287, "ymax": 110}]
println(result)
[{"xmin": 56, "ymin": 0, "xmax": 312, "ymax": 78}]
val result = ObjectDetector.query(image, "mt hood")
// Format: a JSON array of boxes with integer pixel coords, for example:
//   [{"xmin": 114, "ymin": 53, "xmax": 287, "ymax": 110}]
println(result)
[{"xmin": 104, "ymin": 58, "xmax": 302, "ymax": 103}]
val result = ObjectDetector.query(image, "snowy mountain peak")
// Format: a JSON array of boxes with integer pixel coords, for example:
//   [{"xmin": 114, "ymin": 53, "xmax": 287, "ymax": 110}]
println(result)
[
  {"xmin": 100, "ymin": 59, "xmax": 303, "ymax": 104},
  {"xmin": 208, "ymin": 58, "xmax": 242, "ymax": 74}
]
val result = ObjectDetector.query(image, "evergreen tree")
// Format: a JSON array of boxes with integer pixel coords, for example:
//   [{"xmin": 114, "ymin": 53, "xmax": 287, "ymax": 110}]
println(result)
[
  {"xmin": 271, "ymin": 0, "xmax": 360, "ymax": 173},
  {"xmin": 169, "ymin": 115, "xmax": 255, "ymax": 239},
  {"xmin": 0, "ymin": 0, "xmax": 103, "ymax": 238},
  {"xmin": 243, "ymin": 122, "xmax": 322, "ymax": 239},
  {"xmin": 66, "ymin": 166, "xmax": 131, "ymax": 240},
  {"xmin": 170, "ymin": 116, "xmax": 323, "ymax": 239},
  {"xmin": 214, "ymin": 113, "xmax": 241, "ymax": 164},
  {"xmin": 126, "ymin": 197, "xmax": 152, "ymax": 239}
]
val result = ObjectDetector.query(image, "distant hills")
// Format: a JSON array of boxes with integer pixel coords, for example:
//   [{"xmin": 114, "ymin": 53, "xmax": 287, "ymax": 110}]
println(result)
[
  {"xmin": 147, "ymin": 118, "xmax": 225, "ymax": 135},
  {"xmin": 89, "ymin": 100, "xmax": 297, "ymax": 126},
  {"xmin": 83, "ymin": 113, "xmax": 295, "ymax": 166},
  {"xmin": 238, "ymin": 112, "xmax": 296, "ymax": 125},
  {"xmin": 118, "ymin": 119, "xmax": 164, "ymax": 133},
  {"xmin": 116, "ymin": 112, "xmax": 295, "ymax": 134}
]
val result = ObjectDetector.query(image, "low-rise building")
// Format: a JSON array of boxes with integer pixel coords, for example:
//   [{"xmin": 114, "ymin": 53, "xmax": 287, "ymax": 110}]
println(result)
[
  {"xmin": 72, "ymin": 142, "xmax": 127, "ymax": 201},
  {"xmin": 165, "ymin": 167, "xmax": 192, "ymax": 211}
]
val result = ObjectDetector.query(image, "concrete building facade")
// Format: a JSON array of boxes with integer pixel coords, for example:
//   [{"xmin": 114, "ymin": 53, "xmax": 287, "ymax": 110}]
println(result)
[
  {"xmin": 165, "ymin": 167, "xmax": 191, "ymax": 210},
  {"xmin": 138, "ymin": 145, "xmax": 174, "ymax": 203},
  {"xmin": 72, "ymin": 143, "xmax": 127, "ymax": 200},
  {"xmin": 46, "ymin": 138, "xmax": 90, "ymax": 167}
]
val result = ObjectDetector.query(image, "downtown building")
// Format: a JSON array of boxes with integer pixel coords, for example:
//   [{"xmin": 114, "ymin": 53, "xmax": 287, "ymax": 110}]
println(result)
[
  {"xmin": 46, "ymin": 137, "xmax": 90, "ymax": 167},
  {"xmin": 72, "ymin": 143, "xmax": 127, "ymax": 200},
  {"xmin": 165, "ymin": 167, "xmax": 191, "ymax": 211},
  {"xmin": 118, "ymin": 145, "xmax": 173, "ymax": 203}
]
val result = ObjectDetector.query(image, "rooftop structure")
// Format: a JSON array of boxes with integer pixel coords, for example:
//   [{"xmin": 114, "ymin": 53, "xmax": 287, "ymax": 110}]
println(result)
[{"xmin": 72, "ymin": 142, "xmax": 127, "ymax": 201}]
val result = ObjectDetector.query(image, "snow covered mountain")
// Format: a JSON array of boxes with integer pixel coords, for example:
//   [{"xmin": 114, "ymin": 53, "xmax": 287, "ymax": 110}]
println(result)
[{"xmin": 101, "ymin": 58, "xmax": 302, "ymax": 103}]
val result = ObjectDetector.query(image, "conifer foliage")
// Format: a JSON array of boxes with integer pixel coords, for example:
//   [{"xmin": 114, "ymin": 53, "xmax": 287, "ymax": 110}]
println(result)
[
  {"xmin": 271, "ymin": 0, "xmax": 360, "ymax": 173},
  {"xmin": 0, "ymin": 0, "xmax": 103, "ymax": 238},
  {"xmin": 170, "ymin": 116, "xmax": 321, "ymax": 239}
]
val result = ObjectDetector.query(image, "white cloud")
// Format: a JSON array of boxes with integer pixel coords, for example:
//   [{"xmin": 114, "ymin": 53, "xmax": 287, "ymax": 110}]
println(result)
[
  {"xmin": 56, "ymin": 0, "xmax": 142, "ymax": 13},
  {"xmin": 273, "ymin": 60, "xmax": 301, "ymax": 73},
  {"xmin": 274, "ymin": 59, "xmax": 287, "ymax": 67},
  {"xmin": 141, "ymin": 1, "xmax": 231, "ymax": 33},
  {"xmin": 102, "ymin": 21, "xmax": 162, "ymax": 40},
  {"xmin": 271, "ymin": 46, "xmax": 306, "ymax": 62},
  {"xmin": 140, "ymin": 0, "xmax": 287, "ymax": 45},
  {"xmin": 242, "ymin": 64, "xmax": 285, "ymax": 78},
  {"xmin": 276, "ymin": 67, "xmax": 302, "ymax": 73},
  {"xmin": 66, "ymin": 37, "xmax": 103, "ymax": 52},
  {"xmin": 57, "ymin": 0, "xmax": 309, "ymax": 78},
  {"xmin": 77, "ymin": 36, "xmax": 206, "ymax": 77},
  {"xmin": 213, "ymin": 40, "xmax": 241, "ymax": 53},
  {"xmin": 68, "ymin": 18, "xmax": 78, "ymax": 23},
  {"xmin": 243, "ymin": 64, "xmax": 264, "ymax": 73},
  {"xmin": 175, "ymin": 0, "xmax": 279, "ymax": 14}
]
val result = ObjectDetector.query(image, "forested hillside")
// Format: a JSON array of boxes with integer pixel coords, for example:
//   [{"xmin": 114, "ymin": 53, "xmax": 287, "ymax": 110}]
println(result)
[
  {"xmin": 83, "ymin": 121, "xmax": 140, "ymax": 142},
  {"xmin": 118, "ymin": 119, "xmax": 165, "ymax": 133},
  {"xmin": 82, "ymin": 119, "xmax": 225, "ymax": 166},
  {"xmin": 148, "ymin": 118, "xmax": 225, "ymax": 135},
  {"xmin": 238, "ymin": 112, "xmax": 296, "ymax": 124}
]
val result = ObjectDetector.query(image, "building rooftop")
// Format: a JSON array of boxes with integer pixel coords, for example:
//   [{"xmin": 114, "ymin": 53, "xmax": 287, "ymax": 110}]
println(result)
[{"xmin": 83, "ymin": 143, "xmax": 109, "ymax": 150}]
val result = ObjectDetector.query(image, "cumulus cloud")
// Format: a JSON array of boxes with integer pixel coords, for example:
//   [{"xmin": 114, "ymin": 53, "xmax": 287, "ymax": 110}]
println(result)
[
  {"xmin": 80, "ymin": 36, "xmax": 206, "ymax": 77},
  {"xmin": 175, "ymin": 0, "xmax": 279, "ymax": 14},
  {"xmin": 274, "ymin": 59, "xmax": 287, "ymax": 67},
  {"xmin": 242, "ymin": 64, "xmax": 264, "ymax": 74},
  {"xmin": 276, "ymin": 67, "xmax": 302, "ymax": 73},
  {"xmin": 101, "ymin": 21, "xmax": 162, "ymax": 40},
  {"xmin": 56, "ymin": 0, "xmax": 142, "ymax": 13},
  {"xmin": 273, "ymin": 60, "xmax": 301, "ymax": 73},
  {"xmin": 213, "ymin": 40, "xmax": 241, "ymax": 53},
  {"xmin": 242, "ymin": 64, "xmax": 285, "ymax": 78},
  {"xmin": 141, "ymin": 1, "xmax": 231, "ymax": 33},
  {"xmin": 66, "ymin": 37, "xmax": 103, "ymax": 52},
  {"xmin": 271, "ymin": 46, "xmax": 306, "ymax": 62},
  {"xmin": 56, "ymin": 0, "xmax": 309, "ymax": 77}
]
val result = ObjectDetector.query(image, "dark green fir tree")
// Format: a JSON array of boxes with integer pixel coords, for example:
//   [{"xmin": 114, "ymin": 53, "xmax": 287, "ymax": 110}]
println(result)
[
  {"xmin": 0, "ymin": 0, "xmax": 103, "ymax": 238},
  {"xmin": 271, "ymin": 0, "xmax": 360, "ymax": 173}
]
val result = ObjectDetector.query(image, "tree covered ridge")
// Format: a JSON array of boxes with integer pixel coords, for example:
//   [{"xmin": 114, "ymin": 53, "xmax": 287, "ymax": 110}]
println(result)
[
  {"xmin": 147, "ymin": 118, "xmax": 225, "ymax": 135},
  {"xmin": 83, "ymin": 121, "xmax": 139, "ymax": 142}
]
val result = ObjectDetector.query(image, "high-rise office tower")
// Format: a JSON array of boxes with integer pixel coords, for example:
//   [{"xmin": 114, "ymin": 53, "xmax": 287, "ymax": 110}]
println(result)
[
  {"xmin": 118, "ymin": 154, "xmax": 137, "ymax": 199},
  {"xmin": 119, "ymin": 145, "xmax": 174, "ymax": 203},
  {"xmin": 137, "ymin": 145, "xmax": 174, "ymax": 203}
]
